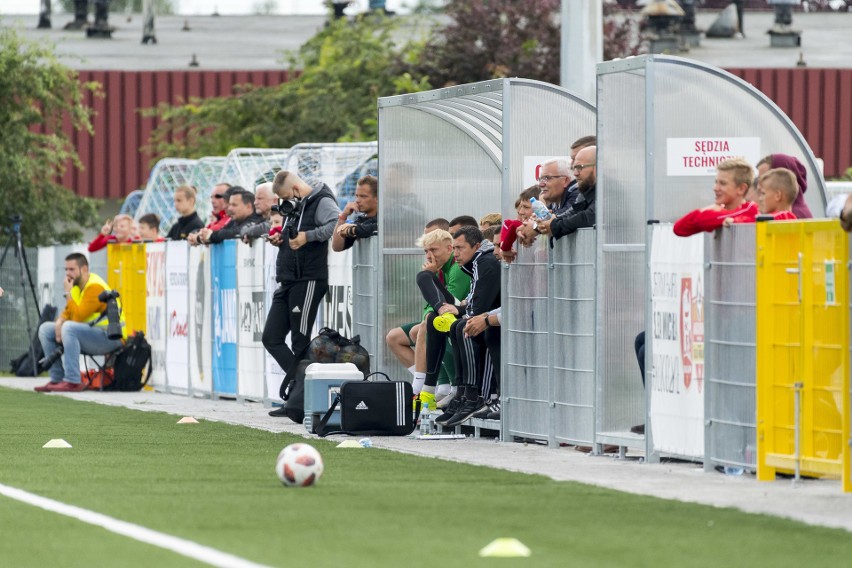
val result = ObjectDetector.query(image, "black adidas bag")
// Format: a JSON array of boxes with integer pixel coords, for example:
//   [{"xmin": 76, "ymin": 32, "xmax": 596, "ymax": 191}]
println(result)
[
  {"xmin": 316, "ymin": 372, "xmax": 420, "ymax": 437},
  {"xmin": 111, "ymin": 332, "xmax": 152, "ymax": 391}
]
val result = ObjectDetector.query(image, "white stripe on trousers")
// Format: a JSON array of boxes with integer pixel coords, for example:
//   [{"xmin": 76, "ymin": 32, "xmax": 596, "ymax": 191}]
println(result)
[{"xmin": 300, "ymin": 280, "xmax": 316, "ymax": 336}]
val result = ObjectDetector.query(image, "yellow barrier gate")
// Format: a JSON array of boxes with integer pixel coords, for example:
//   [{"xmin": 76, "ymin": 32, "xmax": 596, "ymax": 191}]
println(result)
[
  {"xmin": 756, "ymin": 219, "xmax": 850, "ymax": 491},
  {"xmin": 106, "ymin": 243, "xmax": 147, "ymax": 335}
]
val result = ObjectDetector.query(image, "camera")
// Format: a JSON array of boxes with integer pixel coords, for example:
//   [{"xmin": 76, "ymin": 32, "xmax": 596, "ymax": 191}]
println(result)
[
  {"xmin": 272, "ymin": 198, "xmax": 303, "ymax": 239},
  {"xmin": 38, "ymin": 346, "xmax": 64, "ymax": 370},
  {"xmin": 98, "ymin": 289, "xmax": 124, "ymax": 340}
]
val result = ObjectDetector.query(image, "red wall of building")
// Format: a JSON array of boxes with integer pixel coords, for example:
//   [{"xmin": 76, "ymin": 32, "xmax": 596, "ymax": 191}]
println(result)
[
  {"xmin": 726, "ymin": 67, "xmax": 851, "ymax": 179},
  {"xmin": 65, "ymin": 70, "xmax": 291, "ymax": 199},
  {"xmin": 62, "ymin": 67, "xmax": 850, "ymax": 200}
]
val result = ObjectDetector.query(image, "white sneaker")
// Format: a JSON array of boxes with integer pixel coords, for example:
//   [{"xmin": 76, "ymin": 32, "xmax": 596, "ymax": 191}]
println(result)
[{"xmin": 436, "ymin": 392, "xmax": 456, "ymax": 409}]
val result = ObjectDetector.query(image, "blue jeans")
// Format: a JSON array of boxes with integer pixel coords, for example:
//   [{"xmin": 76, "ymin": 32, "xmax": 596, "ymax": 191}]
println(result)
[{"xmin": 38, "ymin": 321, "xmax": 124, "ymax": 384}]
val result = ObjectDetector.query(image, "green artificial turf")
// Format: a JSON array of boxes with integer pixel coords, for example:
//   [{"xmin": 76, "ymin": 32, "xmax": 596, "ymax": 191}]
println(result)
[{"xmin": 1, "ymin": 386, "xmax": 851, "ymax": 568}]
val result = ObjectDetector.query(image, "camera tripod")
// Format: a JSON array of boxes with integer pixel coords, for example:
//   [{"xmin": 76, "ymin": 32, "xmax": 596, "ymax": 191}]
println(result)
[{"xmin": 0, "ymin": 215, "xmax": 41, "ymax": 372}]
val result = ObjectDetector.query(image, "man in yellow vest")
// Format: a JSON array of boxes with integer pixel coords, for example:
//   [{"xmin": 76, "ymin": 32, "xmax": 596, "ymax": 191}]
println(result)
[{"xmin": 35, "ymin": 253, "xmax": 126, "ymax": 392}]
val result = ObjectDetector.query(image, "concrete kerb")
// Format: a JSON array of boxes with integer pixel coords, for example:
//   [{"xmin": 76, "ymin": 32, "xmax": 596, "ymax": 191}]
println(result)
[{"xmin": 3, "ymin": 376, "xmax": 851, "ymax": 533}]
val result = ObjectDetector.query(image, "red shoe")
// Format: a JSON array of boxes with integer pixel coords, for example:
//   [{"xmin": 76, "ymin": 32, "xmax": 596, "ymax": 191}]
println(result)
[
  {"xmin": 34, "ymin": 381, "xmax": 61, "ymax": 392},
  {"xmin": 50, "ymin": 381, "xmax": 87, "ymax": 393}
]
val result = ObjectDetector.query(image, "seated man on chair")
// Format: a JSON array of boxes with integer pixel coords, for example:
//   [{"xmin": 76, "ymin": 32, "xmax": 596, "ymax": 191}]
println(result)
[{"xmin": 35, "ymin": 253, "xmax": 126, "ymax": 392}]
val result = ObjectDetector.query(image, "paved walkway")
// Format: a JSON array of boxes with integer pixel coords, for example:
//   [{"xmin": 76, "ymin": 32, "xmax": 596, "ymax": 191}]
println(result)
[{"xmin": 4, "ymin": 376, "xmax": 852, "ymax": 532}]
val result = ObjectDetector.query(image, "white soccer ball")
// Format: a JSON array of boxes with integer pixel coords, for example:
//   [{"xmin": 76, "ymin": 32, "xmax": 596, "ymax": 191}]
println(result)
[{"xmin": 275, "ymin": 443, "xmax": 324, "ymax": 487}]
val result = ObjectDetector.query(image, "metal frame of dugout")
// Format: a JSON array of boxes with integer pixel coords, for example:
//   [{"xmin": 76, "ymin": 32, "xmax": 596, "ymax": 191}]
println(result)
[
  {"xmin": 595, "ymin": 54, "xmax": 828, "ymax": 457},
  {"xmin": 376, "ymin": 78, "xmax": 596, "ymax": 444}
]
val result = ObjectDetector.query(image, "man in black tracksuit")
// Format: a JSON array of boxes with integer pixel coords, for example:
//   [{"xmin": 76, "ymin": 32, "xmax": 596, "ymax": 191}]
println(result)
[
  {"xmin": 426, "ymin": 226, "xmax": 501, "ymax": 428},
  {"xmin": 264, "ymin": 171, "xmax": 340, "ymax": 416}
]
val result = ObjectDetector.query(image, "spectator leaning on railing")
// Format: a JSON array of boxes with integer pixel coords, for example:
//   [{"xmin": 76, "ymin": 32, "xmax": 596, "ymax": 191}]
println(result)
[
  {"xmin": 88, "ymin": 214, "xmax": 139, "ymax": 252},
  {"xmin": 197, "ymin": 188, "xmax": 263, "ymax": 245},
  {"xmin": 166, "ymin": 185, "xmax": 205, "ymax": 240},
  {"xmin": 240, "ymin": 182, "xmax": 277, "ymax": 243},
  {"xmin": 187, "ymin": 182, "xmax": 232, "ymax": 246},
  {"xmin": 138, "ymin": 213, "xmax": 165, "ymax": 242},
  {"xmin": 331, "ymin": 175, "xmax": 378, "ymax": 252}
]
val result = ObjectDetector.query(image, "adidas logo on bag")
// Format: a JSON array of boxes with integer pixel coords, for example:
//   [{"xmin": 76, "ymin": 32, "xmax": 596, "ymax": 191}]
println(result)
[
  {"xmin": 355, "ymin": 401, "xmax": 368, "ymax": 410},
  {"xmin": 292, "ymin": 306, "xmax": 301, "ymax": 313}
]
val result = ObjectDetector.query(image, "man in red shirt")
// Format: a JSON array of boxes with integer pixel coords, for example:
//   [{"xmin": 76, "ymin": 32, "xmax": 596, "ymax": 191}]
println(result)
[
  {"xmin": 673, "ymin": 158, "xmax": 758, "ymax": 237},
  {"xmin": 188, "ymin": 183, "xmax": 232, "ymax": 246}
]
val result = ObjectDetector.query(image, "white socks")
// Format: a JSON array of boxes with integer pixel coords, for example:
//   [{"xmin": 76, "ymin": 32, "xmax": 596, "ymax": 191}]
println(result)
[{"xmin": 412, "ymin": 372, "xmax": 426, "ymax": 395}]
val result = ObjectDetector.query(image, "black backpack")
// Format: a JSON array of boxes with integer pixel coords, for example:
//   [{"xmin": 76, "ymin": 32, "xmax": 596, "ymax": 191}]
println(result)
[
  {"xmin": 278, "ymin": 328, "xmax": 371, "ymax": 425},
  {"xmin": 111, "ymin": 332, "xmax": 152, "ymax": 391},
  {"xmin": 10, "ymin": 304, "xmax": 58, "ymax": 376}
]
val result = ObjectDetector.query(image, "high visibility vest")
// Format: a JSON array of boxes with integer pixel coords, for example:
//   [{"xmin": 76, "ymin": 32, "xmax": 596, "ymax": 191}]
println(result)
[{"xmin": 69, "ymin": 273, "xmax": 128, "ymax": 339}]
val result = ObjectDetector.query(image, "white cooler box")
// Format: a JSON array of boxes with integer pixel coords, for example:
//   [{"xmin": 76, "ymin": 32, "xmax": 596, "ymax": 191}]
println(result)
[{"xmin": 303, "ymin": 363, "xmax": 363, "ymax": 434}]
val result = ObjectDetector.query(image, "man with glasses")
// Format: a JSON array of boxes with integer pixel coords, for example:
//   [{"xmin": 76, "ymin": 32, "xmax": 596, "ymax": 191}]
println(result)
[
  {"xmin": 264, "ymin": 170, "xmax": 340, "ymax": 417},
  {"xmin": 535, "ymin": 145, "xmax": 597, "ymax": 241},
  {"xmin": 188, "ymin": 183, "xmax": 232, "ymax": 246}
]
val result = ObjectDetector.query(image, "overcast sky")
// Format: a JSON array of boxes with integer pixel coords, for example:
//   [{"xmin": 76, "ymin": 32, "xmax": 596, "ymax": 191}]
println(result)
[{"xmin": 0, "ymin": 0, "xmax": 414, "ymax": 16}]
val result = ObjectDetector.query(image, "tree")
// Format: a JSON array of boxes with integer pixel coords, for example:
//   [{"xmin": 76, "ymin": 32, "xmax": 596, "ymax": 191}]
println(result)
[
  {"xmin": 143, "ymin": 16, "xmax": 430, "ymax": 160},
  {"xmin": 411, "ymin": 0, "xmax": 563, "ymax": 87},
  {"xmin": 0, "ymin": 28, "xmax": 101, "ymax": 246}
]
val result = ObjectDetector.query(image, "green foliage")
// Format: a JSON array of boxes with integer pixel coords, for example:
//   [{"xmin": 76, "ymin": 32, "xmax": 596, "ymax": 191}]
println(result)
[
  {"xmin": 143, "ymin": 16, "xmax": 430, "ymax": 161},
  {"xmin": 410, "ymin": 0, "xmax": 562, "ymax": 87},
  {"xmin": 0, "ymin": 28, "xmax": 101, "ymax": 246}
]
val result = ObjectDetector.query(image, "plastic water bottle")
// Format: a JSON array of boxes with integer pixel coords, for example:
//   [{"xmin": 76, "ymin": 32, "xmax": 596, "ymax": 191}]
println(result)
[
  {"xmin": 420, "ymin": 403, "xmax": 433, "ymax": 436},
  {"xmin": 723, "ymin": 465, "xmax": 744, "ymax": 476},
  {"xmin": 530, "ymin": 197, "xmax": 551, "ymax": 220}
]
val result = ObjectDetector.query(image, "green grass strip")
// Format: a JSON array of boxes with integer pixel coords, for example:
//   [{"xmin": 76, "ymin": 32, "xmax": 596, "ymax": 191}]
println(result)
[{"xmin": 1, "ymin": 386, "xmax": 851, "ymax": 568}]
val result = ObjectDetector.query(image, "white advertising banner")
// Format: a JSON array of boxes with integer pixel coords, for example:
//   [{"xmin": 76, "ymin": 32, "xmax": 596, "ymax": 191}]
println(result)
[
  {"xmin": 649, "ymin": 225, "xmax": 705, "ymax": 458},
  {"xmin": 522, "ymin": 155, "xmax": 563, "ymax": 188},
  {"xmin": 188, "ymin": 245, "xmax": 213, "ymax": 397},
  {"xmin": 146, "ymin": 242, "xmax": 167, "ymax": 390},
  {"xmin": 38, "ymin": 246, "xmax": 55, "ymax": 311},
  {"xmin": 264, "ymin": 242, "xmax": 285, "ymax": 402},
  {"xmin": 236, "ymin": 241, "xmax": 266, "ymax": 400},
  {"xmin": 165, "ymin": 241, "xmax": 190, "ymax": 394},
  {"xmin": 324, "ymin": 245, "xmax": 352, "ymax": 337},
  {"xmin": 666, "ymin": 137, "xmax": 761, "ymax": 176}
]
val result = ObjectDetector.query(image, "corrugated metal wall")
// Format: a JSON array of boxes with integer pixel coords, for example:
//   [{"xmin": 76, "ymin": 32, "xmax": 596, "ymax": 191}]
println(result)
[
  {"xmin": 727, "ymin": 68, "xmax": 852, "ymax": 179},
  {"xmin": 54, "ymin": 67, "xmax": 848, "ymax": 200},
  {"xmin": 62, "ymin": 70, "xmax": 291, "ymax": 199}
]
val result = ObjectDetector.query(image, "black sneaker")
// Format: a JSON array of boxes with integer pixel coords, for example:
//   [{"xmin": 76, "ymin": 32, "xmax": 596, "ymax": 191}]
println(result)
[
  {"xmin": 268, "ymin": 404, "xmax": 288, "ymax": 417},
  {"xmin": 472, "ymin": 398, "xmax": 498, "ymax": 420},
  {"xmin": 445, "ymin": 396, "xmax": 484, "ymax": 427},
  {"xmin": 484, "ymin": 400, "xmax": 501, "ymax": 420},
  {"xmin": 435, "ymin": 397, "xmax": 462, "ymax": 425}
]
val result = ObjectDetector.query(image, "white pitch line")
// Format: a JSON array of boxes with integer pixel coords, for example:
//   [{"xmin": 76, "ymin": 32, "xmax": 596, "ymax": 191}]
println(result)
[{"xmin": 0, "ymin": 482, "xmax": 274, "ymax": 568}]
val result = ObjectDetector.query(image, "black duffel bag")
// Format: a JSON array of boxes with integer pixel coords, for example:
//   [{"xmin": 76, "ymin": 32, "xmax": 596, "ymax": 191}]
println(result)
[{"xmin": 315, "ymin": 372, "xmax": 421, "ymax": 437}]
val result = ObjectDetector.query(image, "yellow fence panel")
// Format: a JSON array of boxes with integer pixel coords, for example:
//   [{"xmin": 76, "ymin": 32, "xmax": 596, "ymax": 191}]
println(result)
[
  {"xmin": 106, "ymin": 243, "xmax": 147, "ymax": 335},
  {"xmin": 756, "ymin": 219, "xmax": 850, "ymax": 491}
]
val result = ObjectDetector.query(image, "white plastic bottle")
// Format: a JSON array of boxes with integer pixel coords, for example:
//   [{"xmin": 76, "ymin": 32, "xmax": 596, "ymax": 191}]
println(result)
[
  {"xmin": 420, "ymin": 403, "xmax": 433, "ymax": 436},
  {"xmin": 530, "ymin": 197, "xmax": 551, "ymax": 220}
]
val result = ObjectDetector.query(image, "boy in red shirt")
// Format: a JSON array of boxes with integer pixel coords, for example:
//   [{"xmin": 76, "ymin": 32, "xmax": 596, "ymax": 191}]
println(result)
[
  {"xmin": 754, "ymin": 168, "xmax": 798, "ymax": 221},
  {"xmin": 673, "ymin": 158, "xmax": 758, "ymax": 237}
]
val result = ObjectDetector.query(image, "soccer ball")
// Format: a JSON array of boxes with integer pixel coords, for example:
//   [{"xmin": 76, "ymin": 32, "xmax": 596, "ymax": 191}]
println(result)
[{"xmin": 275, "ymin": 443, "xmax": 324, "ymax": 487}]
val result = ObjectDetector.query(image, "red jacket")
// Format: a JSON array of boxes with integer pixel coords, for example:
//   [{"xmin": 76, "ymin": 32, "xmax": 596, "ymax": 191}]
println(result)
[
  {"xmin": 500, "ymin": 219, "xmax": 524, "ymax": 251},
  {"xmin": 766, "ymin": 210, "xmax": 797, "ymax": 221},
  {"xmin": 88, "ymin": 234, "xmax": 139, "ymax": 253},
  {"xmin": 673, "ymin": 201, "xmax": 758, "ymax": 237},
  {"xmin": 207, "ymin": 210, "xmax": 231, "ymax": 231}
]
